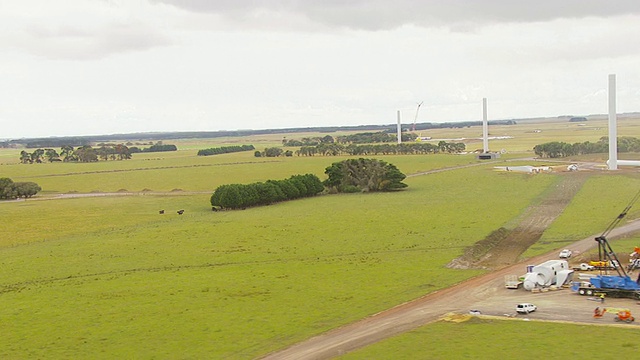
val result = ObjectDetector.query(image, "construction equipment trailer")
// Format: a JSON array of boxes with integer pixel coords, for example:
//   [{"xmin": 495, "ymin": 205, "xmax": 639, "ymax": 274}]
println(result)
[{"xmin": 573, "ymin": 191, "xmax": 640, "ymax": 299}]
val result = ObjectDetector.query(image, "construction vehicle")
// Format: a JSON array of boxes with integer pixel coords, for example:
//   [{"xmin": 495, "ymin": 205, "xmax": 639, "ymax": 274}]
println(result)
[
  {"xmin": 587, "ymin": 259, "xmax": 619, "ymax": 270},
  {"xmin": 504, "ymin": 275, "xmax": 523, "ymax": 289},
  {"xmin": 572, "ymin": 261, "xmax": 618, "ymax": 271},
  {"xmin": 615, "ymin": 309, "xmax": 635, "ymax": 323},
  {"xmin": 593, "ymin": 307, "xmax": 635, "ymax": 323},
  {"xmin": 628, "ymin": 246, "xmax": 640, "ymax": 271},
  {"xmin": 573, "ymin": 191, "xmax": 640, "ymax": 299},
  {"xmin": 573, "ymin": 263, "xmax": 595, "ymax": 271}
]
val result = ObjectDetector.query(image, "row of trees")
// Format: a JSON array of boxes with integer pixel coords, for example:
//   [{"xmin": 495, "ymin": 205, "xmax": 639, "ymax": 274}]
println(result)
[
  {"xmin": 210, "ymin": 158, "xmax": 408, "ymax": 210},
  {"xmin": 197, "ymin": 145, "xmax": 255, "ymax": 156},
  {"xmin": 19, "ymin": 142, "xmax": 181, "ymax": 163},
  {"xmin": 131, "ymin": 143, "xmax": 177, "ymax": 153},
  {"xmin": 282, "ymin": 132, "xmax": 418, "ymax": 147},
  {"xmin": 295, "ymin": 141, "xmax": 465, "ymax": 156},
  {"xmin": 337, "ymin": 132, "xmax": 394, "ymax": 144},
  {"xmin": 282, "ymin": 135, "xmax": 335, "ymax": 146},
  {"xmin": 210, "ymin": 174, "xmax": 324, "ymax": 209},
  {"xmin": 533, "ymin": 137, "xmax": 640, "ymax": 158},
  {"xmin": 324, "ymin": 158, "xmax": 407, "ymax": 192},
  {"xmin": 20, "ymin": 144, "xmax": 133, "ymax": 163},
  {"xmin": 255, "ymin": 148, "xmax": 294, "ymax": 157},
  {"xmin": 0, "ymin": 178, "xmax": 41, "ymax": 199}
]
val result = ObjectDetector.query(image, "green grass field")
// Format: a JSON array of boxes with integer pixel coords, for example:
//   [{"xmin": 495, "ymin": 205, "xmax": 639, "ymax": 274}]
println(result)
[
  {"xmin": 1, "ymin": 117, "xmax": 640, "ymax": 358},
  {"xmin": 340, "ymin": 316, "xmax": 640, "ymax": 359}
]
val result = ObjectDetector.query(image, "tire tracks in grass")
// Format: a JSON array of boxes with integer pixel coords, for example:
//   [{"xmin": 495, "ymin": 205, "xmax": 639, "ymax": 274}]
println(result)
[
  {"xmin": 14, "ymin": 160, "xmax": 281, "ymax": 179},
  {"xmin": 0, "ymin": 245, "xmax": 468, "ymax": 295}
]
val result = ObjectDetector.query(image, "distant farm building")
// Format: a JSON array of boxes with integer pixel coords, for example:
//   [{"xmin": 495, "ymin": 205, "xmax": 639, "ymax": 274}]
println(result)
[{"xmin": 569, "ymin": 116, "xmax": 588, "ymax": 122}]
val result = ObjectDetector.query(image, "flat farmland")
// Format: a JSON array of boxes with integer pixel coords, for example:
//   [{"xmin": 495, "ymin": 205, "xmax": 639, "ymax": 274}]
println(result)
[{"xmin": 1, "ymin": 117, "xmax": 640, "ymax": 359}]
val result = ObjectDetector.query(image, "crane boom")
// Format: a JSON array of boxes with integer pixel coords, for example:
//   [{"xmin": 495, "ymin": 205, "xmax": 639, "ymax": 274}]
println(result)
[
  {"xmin": 595, "ymin": 189, "xmax": 640, "ymax": 278},
  {"xmin": 411, "ymin": 102, "xmax": 423, "ymax": 132}
]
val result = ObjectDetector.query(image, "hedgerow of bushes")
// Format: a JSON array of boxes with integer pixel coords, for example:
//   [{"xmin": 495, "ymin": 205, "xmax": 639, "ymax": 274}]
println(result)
[
  {"xmin": 0, "ymin": 178, "xmax": 41, "ymax": 200},
  {"xmin": 198, "ymin": 145, "xmax": 255, "ymax": 156},
  {"xmin": 210, "ymin": 174, "xmax": 324, "ymax": 210}
]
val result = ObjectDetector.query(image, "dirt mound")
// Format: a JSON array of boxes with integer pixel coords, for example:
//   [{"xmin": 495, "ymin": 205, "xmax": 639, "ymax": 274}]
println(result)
[{"xmin": 448, "ymin": 172, "xmax": 590, "ymax": 270}]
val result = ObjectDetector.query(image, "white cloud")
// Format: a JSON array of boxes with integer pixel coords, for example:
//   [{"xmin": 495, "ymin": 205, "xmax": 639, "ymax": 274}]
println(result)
[
  {"xmin": 1, "ymin": 0, "xmax": 640, "ymax": 139},
  {"xmin": 152, "ymin": 0, "xmax": 640, "ymax": 30},
  {"xmin": 0, "ymin": 0, "xmax": 173, "ymax": 60}
]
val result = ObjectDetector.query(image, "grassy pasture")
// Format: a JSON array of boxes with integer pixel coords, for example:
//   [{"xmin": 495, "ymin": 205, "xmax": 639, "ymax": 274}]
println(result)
[
  {"xmin": 1, "ymin": 153, "xmax": 559, "ymax": 358},
  {"xmin": 523, "ymin": 173, "xmax": 640, "ymax": 257},
  {"xmin": 0, "ymin": 149, "xmax": 494, "ymax": 194},
  {"xmin": 340, "ymin": 316, "xmax": 640, "ymax": 359},
  {"xmin": 1, "ymin": 117, "xmax": 640, "ymax": 358}
]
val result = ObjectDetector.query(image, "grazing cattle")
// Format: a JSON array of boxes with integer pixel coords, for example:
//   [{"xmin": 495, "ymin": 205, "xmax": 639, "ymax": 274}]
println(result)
[
  {"xmin": 177, "ymin": 209, "xmax": 184, "ymax": 215},
  {"xmin": 159, "ymin": 210, "xmax": 165, "ymax": 214}
]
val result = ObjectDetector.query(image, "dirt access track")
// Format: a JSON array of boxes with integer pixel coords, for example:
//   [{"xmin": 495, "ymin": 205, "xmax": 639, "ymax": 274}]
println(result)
[{"xmin": 263, "ymin": 171, "xmax": 640, "ymax": 360}]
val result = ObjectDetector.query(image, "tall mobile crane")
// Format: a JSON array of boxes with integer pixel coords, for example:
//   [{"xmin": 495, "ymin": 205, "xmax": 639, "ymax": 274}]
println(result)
[
  {"xmin": 410, "ymin": 102, "xmax": 423, "ymax": 132},
  {"xmin": 574, "ymin": 190, "xmax": 640, "ymax": 299}
]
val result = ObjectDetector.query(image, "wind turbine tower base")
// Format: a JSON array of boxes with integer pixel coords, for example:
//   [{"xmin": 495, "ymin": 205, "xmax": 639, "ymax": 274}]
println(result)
[{"xmin": 477, "ymin": 153, "xmax": 500, "ymax": 160}]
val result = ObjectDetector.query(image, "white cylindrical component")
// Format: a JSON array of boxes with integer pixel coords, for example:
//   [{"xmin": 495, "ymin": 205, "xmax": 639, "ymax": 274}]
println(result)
[
  {"xmin": 482, "ymin": 98, "xmax": 489, "ymax": 153},
  {"xmin": 535, "ymin": 266, "xmax": 554, "ymax": 286},
  {"xmin": 608, "ymin": 74, "xmax": 618, "ymax": 170},
  {"xmin": 397, "ymin": 110, "xmax": 402, "ymax": 144},
  {"xmin": 523, "ymin": 272, "xmax": 546, "ymax": 290},
  {"xmin": 615, "ymin": 160, "xmax": 640, "ymax": 167}
]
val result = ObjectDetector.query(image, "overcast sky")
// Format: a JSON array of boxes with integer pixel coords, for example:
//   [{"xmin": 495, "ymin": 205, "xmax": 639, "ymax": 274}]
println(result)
[{"xmin": 2, "ymin": 0, "xmax": 640, "ymax": 139}]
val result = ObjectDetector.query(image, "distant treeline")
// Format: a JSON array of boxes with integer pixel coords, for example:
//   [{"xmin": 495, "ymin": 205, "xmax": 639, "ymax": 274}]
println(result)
[
  {"xmin": 210, "ymin": 174, "xmax": 324, "ymax": 210},
  {"xmin": 19, "ymin": 143, "xmax": 177, "ymax": 163},
  {"xmin": 197, "ymin": 145, "xmax": 255, "ymax": 156},
  {"xmin": 1, "ymin": 119, "xmax": 519, "ymax": 148},
  {"xmin": 534, "ymin": 136, "xmax": 640, "ymax": 158},
  {"xmin": 20, "ymin": 145, "xmax": 132, "ymax": 163},
  {"xmin": 294, "ymin": 141, "xmax": 466, "ymax": 156},
  {"xmin": 130, "ymin": 144, "xmax": 177, "ymax": 153},
  {"xmin": 282, "ymin": 132, "xmax": 417, "ymax": 146}
]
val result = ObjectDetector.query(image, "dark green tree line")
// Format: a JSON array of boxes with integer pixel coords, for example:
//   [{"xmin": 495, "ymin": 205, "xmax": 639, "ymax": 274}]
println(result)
[
  {"xmin": 533, "ymin": 136, "xmax": 640, "ymax": 158},
  {"xmin": 210, "ymin": 174, "xmax": 324, "ymax": 210},
  {"xmin": 294, "ymin": 141, "xmax": 463, "ymax": 156},
  {"xmin": 129, "ymin": 142, "xmax": 178, "ymax": 154},
  {"xmin": 197, "ymin": 144, "xmax": 255, "ymax": 156}
]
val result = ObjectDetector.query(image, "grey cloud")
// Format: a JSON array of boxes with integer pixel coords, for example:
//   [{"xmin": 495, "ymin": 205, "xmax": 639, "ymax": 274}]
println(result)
[
  {"xmin": 153, "ymin": 0, "xmax": 640, "ymax": 30},
  {"xmin": 18, "ymin": 22, "xmax": 172, "ymax": 60}
]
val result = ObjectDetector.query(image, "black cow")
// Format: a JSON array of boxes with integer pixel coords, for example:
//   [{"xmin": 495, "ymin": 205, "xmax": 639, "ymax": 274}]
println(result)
[{"xmin": 177, "ymin": 209, "xmax": 184, "ymax": 215}]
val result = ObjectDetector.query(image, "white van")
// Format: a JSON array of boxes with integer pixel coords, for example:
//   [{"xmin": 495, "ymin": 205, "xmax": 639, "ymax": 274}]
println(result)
[{"xmin": 516, "ymin": 303, "xmax": 537, "ymax": 314}]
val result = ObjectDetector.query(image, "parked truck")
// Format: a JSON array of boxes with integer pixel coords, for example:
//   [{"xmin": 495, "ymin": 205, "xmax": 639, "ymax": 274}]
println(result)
[
  {"xmin": 504, "ymin": 275, "xmax": 523, "ymax": 289},
  {"xmin": 573, "ymin": 260, "xmax": 619, "ymax": 271}
]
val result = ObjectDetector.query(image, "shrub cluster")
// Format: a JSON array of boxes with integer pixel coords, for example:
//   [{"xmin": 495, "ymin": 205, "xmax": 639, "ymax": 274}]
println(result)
[
  {"xmin": 0, "ymin": 178, "xmax": 41, "ymax": 199},
  {"xmin": 210, "ymin": 174, "xmax": 324, "ymax": 209},
  {"xmin": 324, "ymin": 158, "xmax": 408, "ymax": 192},
  {"xmin": 197, "ymin": 145, "xmax": 255, "ymax": 156}
]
